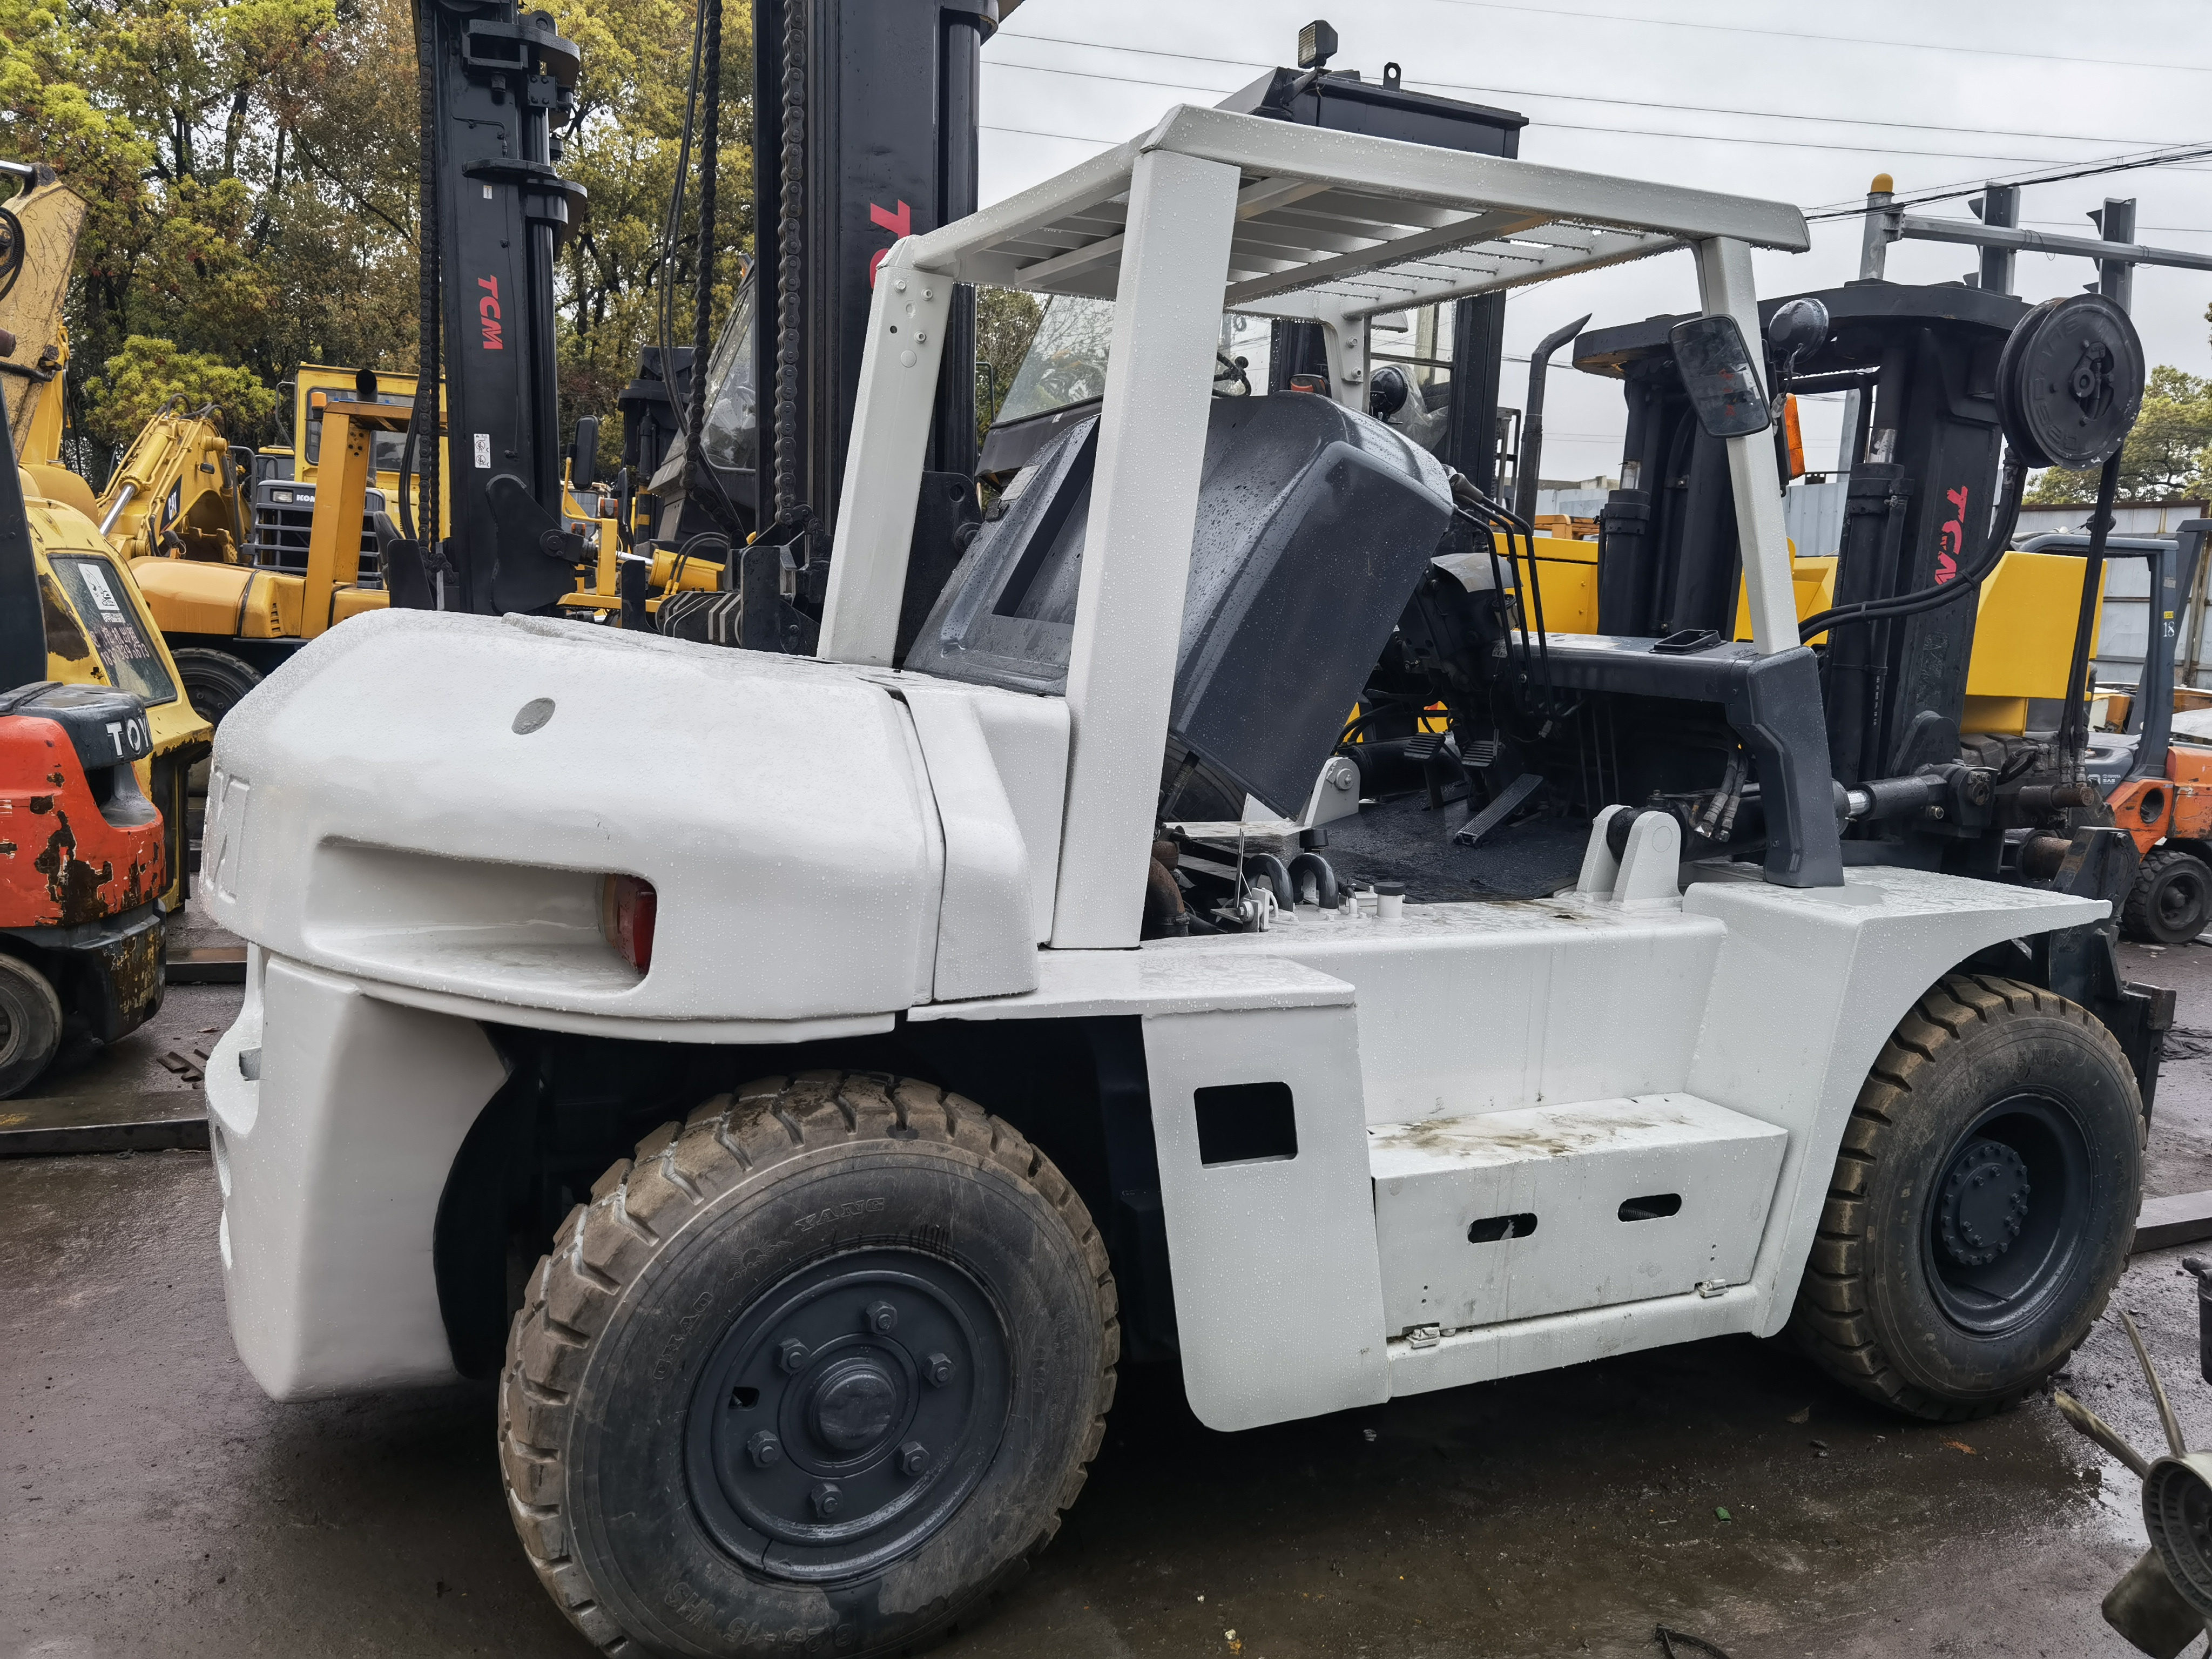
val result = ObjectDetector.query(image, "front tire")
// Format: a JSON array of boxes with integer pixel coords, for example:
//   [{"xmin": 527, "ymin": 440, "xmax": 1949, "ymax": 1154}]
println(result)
[
  {"xmin": 500, "ymin": 1071, "xmax": 1118, "ymax": 1658},
  {"xmin": 1789, "ymin": 974, "xmax": 2142, "ymax": 1421}
]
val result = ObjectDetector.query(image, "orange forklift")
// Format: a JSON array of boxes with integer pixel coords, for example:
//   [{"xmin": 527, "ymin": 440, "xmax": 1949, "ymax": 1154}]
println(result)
[
  {"xmin": 2031, "ymin": 522, "xmax": 2212, "ymax": 943},
  {"xmin": 0, "ymin": 327, "xmax": 168, "ymax": 1094}
]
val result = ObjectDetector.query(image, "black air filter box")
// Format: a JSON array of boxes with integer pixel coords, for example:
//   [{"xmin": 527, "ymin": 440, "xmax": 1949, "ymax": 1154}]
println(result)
[{"xmin": 906, "ymin": 393, "xmax": 1453, "ymax": 818}]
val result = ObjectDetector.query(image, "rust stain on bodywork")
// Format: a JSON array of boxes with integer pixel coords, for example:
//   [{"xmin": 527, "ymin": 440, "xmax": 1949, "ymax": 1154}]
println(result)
[
  {"xmin": 27, "ymin": 806, "xmax": 151, "ymax": 926},
  {"xmin": 105, "ymin": 918, "xmax": 163, "ymax": 1013}
]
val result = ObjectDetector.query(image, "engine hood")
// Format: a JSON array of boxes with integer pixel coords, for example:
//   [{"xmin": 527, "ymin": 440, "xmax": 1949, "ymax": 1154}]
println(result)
[{"xmin": 200, "ymin": 610, "xmax": 1060, "ymax": 1031}]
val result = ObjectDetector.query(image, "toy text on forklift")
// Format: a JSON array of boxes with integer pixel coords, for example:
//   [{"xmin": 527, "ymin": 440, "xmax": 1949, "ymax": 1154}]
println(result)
[{"xmin": 200, "ymin": 10, "xmax": 2179, "ymax": 1658}]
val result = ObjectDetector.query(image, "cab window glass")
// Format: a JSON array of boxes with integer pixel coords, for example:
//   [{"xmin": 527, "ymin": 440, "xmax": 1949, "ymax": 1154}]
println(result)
[
  {"xmin": 997, "ymin": 296, "xmax": 1114, "ymax": 424},
  {"xmin": 1369, "ymin": 302, "xmax": 1456, "ymax": 455},
  {"xmin": 45, "ymin": 557, "xmax": 178, "ymax": 706},
  {"xmin": 700, "ymin": 276, "xmax": 759, "ymax": 473}
]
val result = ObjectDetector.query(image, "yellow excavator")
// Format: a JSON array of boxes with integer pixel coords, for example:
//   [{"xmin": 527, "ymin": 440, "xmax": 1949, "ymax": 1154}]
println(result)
[
  {"xmin": 0, "ymin": 160, "xmax": 210, "ymax": 913},
  {"xmin": 100, "ymin": 361, "xmax": 715, "ymax": 723}
]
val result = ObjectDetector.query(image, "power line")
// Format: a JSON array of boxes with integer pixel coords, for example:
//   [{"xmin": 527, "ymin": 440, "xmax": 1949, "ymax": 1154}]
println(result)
[
  {"xmin": 1420, "ymin": 0, "xmax": 2212, "ymax": 76},
  {"xmin": 1804, "ymin": 141, "xmax": 2212, "ymax": 219},
  {"xmin": 990, "ymin": 44, "xmax": 2189, "ymax": 154},
  {"xmin": 985, "ymin": 105, "xmax": 2087, "ymax": 170}
]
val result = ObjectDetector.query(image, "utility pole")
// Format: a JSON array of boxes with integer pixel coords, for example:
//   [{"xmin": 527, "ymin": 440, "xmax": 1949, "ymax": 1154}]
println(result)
[
  {"xmin": 1972, "ymin": 182, "xmax": 2018, "ymax": 293},
  {"xmin": 2095, "ymin": 197, "xmax": 2137, "ymax": 312}
]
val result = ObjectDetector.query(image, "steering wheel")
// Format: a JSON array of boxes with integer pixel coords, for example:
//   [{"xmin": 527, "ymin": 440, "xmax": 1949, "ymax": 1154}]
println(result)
[{"xmin": 1213, "ymin": 352, "xmax": 1252, "ymax": 396}]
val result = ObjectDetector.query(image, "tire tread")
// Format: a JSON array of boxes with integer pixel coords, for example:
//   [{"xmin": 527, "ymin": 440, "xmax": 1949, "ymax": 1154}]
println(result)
[
  {"xmin": 1786, "ymin": 973, "xmax": 2134, "ymax": 1422},
  {"xmin": 499, "ymin": 1071, "xmax": 1118, "ymax": 1657}
]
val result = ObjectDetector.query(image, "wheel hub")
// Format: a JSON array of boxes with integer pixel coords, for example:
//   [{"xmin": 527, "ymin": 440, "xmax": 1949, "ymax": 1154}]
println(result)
[
  {"xmin": 685, "ymin": 1249, "xmax": 1010, "ymax": 1582},
  {"xmin": 1937, "ymin": 1138, "xmax": 2032, "ymax": 1268},
  {"xmin": 808, "ymin": 1357, "xmax": 901, "ymax": 1454}
]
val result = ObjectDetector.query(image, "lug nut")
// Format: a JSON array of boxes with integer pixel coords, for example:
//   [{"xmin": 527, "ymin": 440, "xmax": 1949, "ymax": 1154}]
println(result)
[
  {"xmin": 811, "ymin": 1482, "xmax": 843, "ymax": 1518},
  {"xmin": 747, "ymin": 1431, "xmax": 781, "ymax": 1468},
  {"xmin": 865, "ymin": 1300, "xmax": 898, "ymax": 1334},
  {"xmin": 896, "ymin": 1440, "xmax": 928, "ymax": 1478},
  {"xmin": 923, "ymin": 1352, "xmax": 955, "ymax": 1387},
  {"xmin": 778, "ymin": 1339, "xmax": 808, "ymax": 1374}
]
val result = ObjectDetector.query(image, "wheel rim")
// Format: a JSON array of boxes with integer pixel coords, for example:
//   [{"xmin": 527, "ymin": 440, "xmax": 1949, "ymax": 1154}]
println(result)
[
  {"xmin": 2157, "ymin": 866, "xmax": 2209, "ymax": 936},
  {"xmin": 684, "ymin": 1247, "xmax": 1011, "ymax": 1583},
  {"xmin": 1923, "ymin": 1093, "xmax": 2093, "ymax": 1337}
]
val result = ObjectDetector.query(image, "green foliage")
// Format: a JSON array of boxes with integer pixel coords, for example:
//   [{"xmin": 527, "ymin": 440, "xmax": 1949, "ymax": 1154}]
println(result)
[
  {"xmin": 80, "ymin": 333, "xmax": 277, "ymax": 442},
  {"xmin": 550, "ymin": 0, "xmax": 753, "ymax": 478},
  {"xmin": 974, "ymin": 285, "xmax": 1042, "ymax": 441},
  {"xmin": 1, "ymin": 0, "xmax": 750, "ymax": 479},
  {"xmin": 2027, "ymin": 364, "xmax": 2212, "ymax": 506}
]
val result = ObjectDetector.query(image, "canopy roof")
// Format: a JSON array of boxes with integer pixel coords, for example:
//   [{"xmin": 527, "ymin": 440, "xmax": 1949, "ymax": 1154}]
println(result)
[{"xmin": 908, "ymin": 104, "xmax": 1810, "ymax": 323}]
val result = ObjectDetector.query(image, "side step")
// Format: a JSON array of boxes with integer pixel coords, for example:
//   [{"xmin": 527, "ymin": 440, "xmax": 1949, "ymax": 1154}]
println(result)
[{"xmin": 1369, "ymin": 1095, "xmax": 1788, "ymax": 1337}]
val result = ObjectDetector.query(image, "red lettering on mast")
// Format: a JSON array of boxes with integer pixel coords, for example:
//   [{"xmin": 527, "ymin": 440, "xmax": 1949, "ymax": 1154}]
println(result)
[{"xmin": 478, "ymin": 275, "xmax": 504, "ymax": 350}]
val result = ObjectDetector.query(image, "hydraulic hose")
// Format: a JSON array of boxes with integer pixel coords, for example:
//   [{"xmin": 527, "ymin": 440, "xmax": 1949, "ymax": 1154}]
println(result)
[
  {"xmin": 1796, "ymin": 454, "xmax": 2027, "ymax": 641},
  {"xmin": 682, "ymin": 0, "xmax": 722, "ymax": 516},
  {"xmin": 1242, "ymin": 853, "xmax": 1296, "ymax": 912},
  {"xmin": 2056, "ymin": 451, "xmax": 2126, "ymax": 770},
  {"xmin": 1286, "ymin": 850, "xmax": 1340, "ymax": 909}
]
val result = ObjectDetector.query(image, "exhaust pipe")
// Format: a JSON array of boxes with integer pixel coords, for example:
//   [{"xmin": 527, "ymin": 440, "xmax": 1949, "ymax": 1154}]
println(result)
[{"xmin": 1513, "ymin": 312, "xmax": 1591, "ymax": 527}]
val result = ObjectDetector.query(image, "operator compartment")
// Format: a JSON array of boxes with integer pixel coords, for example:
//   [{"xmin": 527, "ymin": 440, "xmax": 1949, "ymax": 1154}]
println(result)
[{"xmin": 908, "ymin": 393, "xmax": 1455, "ymax": 821}]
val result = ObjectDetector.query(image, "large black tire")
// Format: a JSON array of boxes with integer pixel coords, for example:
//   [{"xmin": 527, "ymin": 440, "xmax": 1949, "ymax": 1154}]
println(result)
[
  {"xmin": 0, "ymin": 952, "xmax": 63, "ymax": 1099},
  {"xmin": 2123, "ymin": 846, "xmax": 2212, "ymax": 945},
  {"xmin": 500, "ymin": 1072, "xmax": 1118, "ymax": 1658},
  {"xmin": 171, "ymin": 647, "xmax": 262, "ymax": 730},
  {"xmin": 1789, "ymin": 974, "xmax": 2142, "ymax": 1421}
]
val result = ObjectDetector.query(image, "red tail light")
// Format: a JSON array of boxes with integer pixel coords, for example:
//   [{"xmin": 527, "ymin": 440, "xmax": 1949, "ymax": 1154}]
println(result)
[{"xmin": 601, "ymin": 874, "xmax": 657, "ymax": 972}]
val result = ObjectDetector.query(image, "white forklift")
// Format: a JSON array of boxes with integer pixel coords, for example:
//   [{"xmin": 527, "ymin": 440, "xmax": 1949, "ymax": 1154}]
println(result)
[{"xmin": 203, "ymin": 104, "xmax": 2154, "ymax": 1657}]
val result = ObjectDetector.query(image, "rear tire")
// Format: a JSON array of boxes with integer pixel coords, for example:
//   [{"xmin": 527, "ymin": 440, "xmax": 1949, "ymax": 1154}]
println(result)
[
  {"xmin": 2123, "ymin": 846, "xmax": 2212, "ymax": 944},
  {"xmin": 171, "ymin": 648, "xmax": 262, "ymax": 730},
  {"xmin": 500, "ymin": 1071, "xmax": 1118, "ymax": 1658},
  {"xmin": 1789, "ymin": 974, "xmax": 2142, "ymax": 1421},
  {"xmin": 0, "ymin": 953, "xmax": 64, "ymax": 1098}
]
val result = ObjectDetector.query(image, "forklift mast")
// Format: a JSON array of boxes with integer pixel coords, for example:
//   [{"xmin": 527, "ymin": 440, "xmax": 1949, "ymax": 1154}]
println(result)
[
  {"xmin": 751, "ymin": 0, "xmax": 993, "ymax": 548},
  {"xmin": 1575, "ymin": 282, "xmax": 2024, "ymax": 784},
  {"xmin": 416, "ymin": 0, "xmax": 589, "ymax": 616},
  {"xmin": 638, "ymin": 0, "xmax": 995, "ymax": 654}
]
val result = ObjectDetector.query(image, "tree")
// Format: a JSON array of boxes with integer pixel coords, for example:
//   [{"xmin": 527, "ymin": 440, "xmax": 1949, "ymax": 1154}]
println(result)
[
  {"xmin": 0, "ymin": 0, "xmax": 750, "ymax": 482},
  {"xmin": 974, "ymin": 284, "xmax": 1041, "ymax": 440},
  {"xmin": 2026, "ymin": 363, "xmax": 2212, "ymax": 506},
  {"xmin": 551, "ymin": 0, "xmax": 752, "ymax": 478},
  {"xmin": 79, "ymin": 332, "xmax": 278, "ymax": 443}
]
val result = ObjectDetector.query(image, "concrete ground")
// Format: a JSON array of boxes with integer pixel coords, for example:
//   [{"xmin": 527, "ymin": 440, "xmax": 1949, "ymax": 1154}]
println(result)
[{"xmin": 9, "ymin": 945, "xmax": 2212, "ymax": 1658}]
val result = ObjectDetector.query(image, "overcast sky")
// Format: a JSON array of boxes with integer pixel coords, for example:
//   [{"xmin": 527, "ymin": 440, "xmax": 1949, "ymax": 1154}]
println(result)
[{"xmin": 976, "ymin": 0, "xmax": 2212, "ymax": 481}]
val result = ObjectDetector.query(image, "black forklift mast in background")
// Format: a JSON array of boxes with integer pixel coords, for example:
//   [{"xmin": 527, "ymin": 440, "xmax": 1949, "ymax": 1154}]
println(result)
[
  {"xmin": 636, "ymin": 0, "xmax": 999, "ymax": 656},
  {"xmin": 750, "ymin": 0, "xmax": 996, "ymax": 655},
  {"xmin": 397, "ymin": 0, "xmax": 590, "ymax": 616}
]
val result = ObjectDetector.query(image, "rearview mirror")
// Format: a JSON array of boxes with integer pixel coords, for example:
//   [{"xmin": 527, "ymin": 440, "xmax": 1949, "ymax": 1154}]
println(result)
[
  {"xmin": 1668, "ymin": 314, "xmax": 1771, "ymax": 438},
  {"xmin": 571, "ymin": 416, "xmax": 600, "ymax": 489}
]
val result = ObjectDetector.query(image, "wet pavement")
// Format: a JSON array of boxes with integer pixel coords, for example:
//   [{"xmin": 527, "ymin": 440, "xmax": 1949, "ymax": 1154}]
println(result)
[{"xmin": 9, "ymin": 945, "xmax": 2212, "ymax": 1658}]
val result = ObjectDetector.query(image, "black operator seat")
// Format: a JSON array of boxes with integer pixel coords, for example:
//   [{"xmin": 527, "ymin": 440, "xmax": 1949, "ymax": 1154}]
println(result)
[{"xmin": 906, "ymin": 393, "xmax": 1455, "ymax": 822}]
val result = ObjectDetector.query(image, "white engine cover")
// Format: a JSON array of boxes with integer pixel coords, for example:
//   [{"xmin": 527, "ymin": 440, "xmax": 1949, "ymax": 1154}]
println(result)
[{"xmin": 201, "ymin": 610, "xmax": 1062, "ymax": 1027}]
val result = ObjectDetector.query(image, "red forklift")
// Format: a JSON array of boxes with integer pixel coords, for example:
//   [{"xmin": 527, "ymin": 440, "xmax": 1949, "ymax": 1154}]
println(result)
[{"xmin": 0, "ymin": 325, "xmax": 169, "ymax": 1095}]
